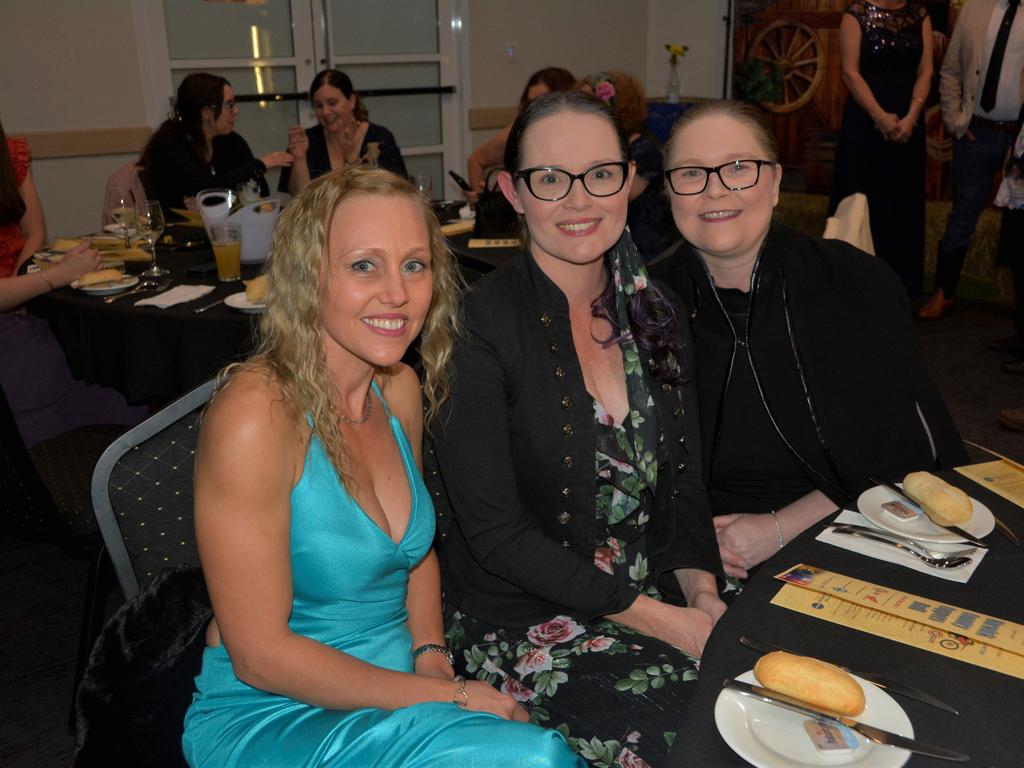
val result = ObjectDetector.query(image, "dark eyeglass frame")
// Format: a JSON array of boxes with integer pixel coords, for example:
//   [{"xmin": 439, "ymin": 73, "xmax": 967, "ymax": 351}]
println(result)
[
  {"xmin": 664, "ymin": 158, "xmax": 776, "ymax": 196},
  {"xmin": 209, "ymin": 99, "xmax": 239, "ymax": 111},
  {"xmin": 514, "ymin": 161, "xmax": 629, "ymax": 202}
]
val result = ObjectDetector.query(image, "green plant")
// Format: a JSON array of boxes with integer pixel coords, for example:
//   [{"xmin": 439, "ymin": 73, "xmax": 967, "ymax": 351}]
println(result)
[{"xmin": 734, "ymin": 58, "xmax": 784, "ymax": 103}]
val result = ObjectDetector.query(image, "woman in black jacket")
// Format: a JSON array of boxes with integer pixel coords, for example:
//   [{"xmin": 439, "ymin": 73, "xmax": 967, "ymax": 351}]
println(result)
[
  {"xmin": 429, "ymin": 91, "xmax": 723, "ymax": 766},
  {"xmin": 139, "ymin": 73, "xmax": 293, "ymax": 211},
  {"xmin": 653, "ymin": 99, "xmax": 966, "ymax": 580}
]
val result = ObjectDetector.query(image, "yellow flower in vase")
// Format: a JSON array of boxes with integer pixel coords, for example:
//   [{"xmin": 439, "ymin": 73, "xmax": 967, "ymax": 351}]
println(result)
[{"xmin": 665, "ymin": 43, "xmax": 689, "ymax": 65}]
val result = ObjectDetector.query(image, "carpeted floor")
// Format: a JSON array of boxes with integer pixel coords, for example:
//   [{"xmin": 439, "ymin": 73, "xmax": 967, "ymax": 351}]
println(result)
[{"xmin": 2, "ymin": 300, "xmax": 1023, "ymax": 768}]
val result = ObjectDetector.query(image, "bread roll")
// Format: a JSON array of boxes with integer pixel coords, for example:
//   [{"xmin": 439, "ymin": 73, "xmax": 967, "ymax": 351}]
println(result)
[
  {"xmin": 52, "ymin": 237, "xmax": 124, "ymax": 252},
  {"xmin": 78, "ymin": 269, "xmax": 124, "ymax": 287},
  {"xmin": 902, "ymin": 471, "xmax": 972, "ymax": 526},
  {"xmin": 244, "ymin": 275, "xmax": 267, "ymax": 303},
  {"xmin": 754, "ymin": 651, "xmax": 865, "ymax": 716}
]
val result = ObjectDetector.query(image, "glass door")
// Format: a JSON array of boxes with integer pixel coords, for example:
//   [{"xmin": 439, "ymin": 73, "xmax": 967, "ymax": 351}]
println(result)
[{"xmin": 142, "ymin": 0, "xmax": 465, "ymax": 198}]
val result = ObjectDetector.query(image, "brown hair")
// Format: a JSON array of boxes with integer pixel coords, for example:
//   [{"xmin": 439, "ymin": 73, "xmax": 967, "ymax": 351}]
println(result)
[
  {"xmin": 518, "ymin": 67, "xmax": 577, "ymax": 112},
  {"xmin": 0, "ymin": 120, "xmax": 27, "ymax": 225},
  {"xmin": 583, "ymin": 70, "xmax": 648, "ymax": 136},
  {"xmin": 665, "ymin": 99, "xmax": 779, "ymax": 164}
]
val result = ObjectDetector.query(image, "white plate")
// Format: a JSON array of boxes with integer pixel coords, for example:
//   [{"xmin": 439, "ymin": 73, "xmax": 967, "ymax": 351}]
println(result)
[
  {"xmin": 224, "ymin": 291, "xmax": 266, "ymax": 313},
  {"xmin": 102, "ymin": 224, "xmax": 137, "ymax": 236},
  {"xmin": 71, "ymin": 275, "xmax": 138, "ymax": 296},
  {"xmin": 857, "ymin": 484, "xmax": 994, "ymax": 544},
  {"xmin": 715, "ymin": 670, "xmax": 911, "ymax": 768}
]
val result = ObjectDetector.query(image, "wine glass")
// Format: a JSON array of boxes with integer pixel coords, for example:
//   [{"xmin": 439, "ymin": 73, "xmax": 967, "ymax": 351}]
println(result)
[
  {"xmin": 107, "ymin": 186, "xmax": 136, "ymax": 248},
  {"xmin": 137, "ymin": 200, "xmax": 167, "ymax": 278}
]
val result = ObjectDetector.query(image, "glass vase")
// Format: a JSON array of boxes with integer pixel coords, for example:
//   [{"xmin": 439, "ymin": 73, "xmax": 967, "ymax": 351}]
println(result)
[{"xmin": 666, "ymin": 61, "xmax": 681, "ymax": 103}]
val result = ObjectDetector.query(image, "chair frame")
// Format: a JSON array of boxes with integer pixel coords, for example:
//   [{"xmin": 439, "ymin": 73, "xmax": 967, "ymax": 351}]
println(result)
[{"xmin": 90, "ymin": 379, "xmax": 215, "ymax": 600}]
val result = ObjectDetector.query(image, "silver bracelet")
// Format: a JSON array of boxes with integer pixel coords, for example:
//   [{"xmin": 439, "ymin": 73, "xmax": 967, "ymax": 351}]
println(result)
[
  {"xmin": 769, "ymin": 510, "xmax": 785, "ymax": 549},
  {"xmin": 39, "ymin": 270, "xmax": 55, "ymax": 291},
  {"xmin": 413, "ymin": 643, "xmax": 454, "ymax": 667}
]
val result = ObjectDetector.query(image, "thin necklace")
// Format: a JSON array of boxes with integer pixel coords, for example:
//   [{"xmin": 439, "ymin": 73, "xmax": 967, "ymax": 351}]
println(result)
[{"xmin": 340, "ymin": 393, "xmax": 374, "ymax": 425}]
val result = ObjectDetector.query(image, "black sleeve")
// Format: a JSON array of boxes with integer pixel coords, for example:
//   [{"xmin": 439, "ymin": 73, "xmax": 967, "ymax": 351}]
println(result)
[
  {"xmin": 210, "ymin": 133, "xmax": 267, "ymax": 193},
  {"xmin": 368, "ymin": 124, "xmax": 408, "ymax": 179},
  {"xmin": 432, "ymin": 302, "xmax": 639, "ymax": 620}
]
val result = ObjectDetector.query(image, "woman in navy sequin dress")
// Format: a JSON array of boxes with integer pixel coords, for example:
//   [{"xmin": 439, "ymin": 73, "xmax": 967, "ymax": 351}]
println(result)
[{"xmin": 830, "ymin": 1, "xmax": 933, "ymax": 296}]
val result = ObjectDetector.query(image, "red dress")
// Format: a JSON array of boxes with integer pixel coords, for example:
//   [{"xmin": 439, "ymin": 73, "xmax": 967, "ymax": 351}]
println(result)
[{"xmin": 1, "ymin": 137, "xmax": 30, "ymax": 278}]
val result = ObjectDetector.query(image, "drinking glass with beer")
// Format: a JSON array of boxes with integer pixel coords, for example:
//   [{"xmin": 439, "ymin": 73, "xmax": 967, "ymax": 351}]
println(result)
[{"xmin": 210, "ymin": 222, "xmax": 242, "ymax": 282}]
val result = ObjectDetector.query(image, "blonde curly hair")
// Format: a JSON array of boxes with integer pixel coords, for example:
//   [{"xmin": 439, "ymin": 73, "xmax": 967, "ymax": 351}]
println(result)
[{"xmin": 222, "ymin": 167, "xmax": 461, "ymax": 483}]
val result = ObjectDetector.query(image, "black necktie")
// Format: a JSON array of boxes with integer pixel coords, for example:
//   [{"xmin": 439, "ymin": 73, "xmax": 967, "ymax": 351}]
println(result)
[{"xmin": 980, "ymin": 0, "xmax": 1021, "ymax": 113}]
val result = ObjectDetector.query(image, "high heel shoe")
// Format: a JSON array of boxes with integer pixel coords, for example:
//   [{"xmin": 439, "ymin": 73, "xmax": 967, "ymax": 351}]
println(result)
[{"xmin": 916, "ymin": 288, "xmax": 955, "ymax": 320}]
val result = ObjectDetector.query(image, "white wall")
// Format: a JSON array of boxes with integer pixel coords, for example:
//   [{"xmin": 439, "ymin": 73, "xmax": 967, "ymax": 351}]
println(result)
[
  {"xmin": 0, "ymin": 0, "xmax": 148, "ymax": 236},
  {"xmin": 465, "ymin": 0, "xmax": 728, "ymax": 151}
]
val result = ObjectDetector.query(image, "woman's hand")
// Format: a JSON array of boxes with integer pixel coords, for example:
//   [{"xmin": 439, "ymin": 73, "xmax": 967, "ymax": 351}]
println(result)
[
  {"xmin": 50, "ymin": 241, "xmax": 101, "ymax": 287},
  {"xmin": 889, "ymin": 115, "xmax": 915, "ymax": 143},
  {"xmin": 286, "ymin": 126, "xmax": 309, "ymax": 160},
  {"xmin": 690, "ymin": 589, "xmax": 727, "ymax": 626},
  {"xmin": 260, "ymin": 151, "xmax": 294, "ymax": 170},
  {"xmin": 713, "ymin": 513, "xmax": 781, "ymax": 579},
  {"xmin": 609, "ymin": 594, "xmax": 713, "ymax": 658},
  {"xmin": 875, "ymin": 112, "xmax": 900, "ymax": 140},
  {"xmin": 461, "ymin": 679, "xmax": 530, "ymax": 722}
]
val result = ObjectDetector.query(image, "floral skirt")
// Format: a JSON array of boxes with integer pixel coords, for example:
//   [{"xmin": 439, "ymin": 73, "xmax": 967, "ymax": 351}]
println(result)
[{"xmin": 446, "ymin": 611, "xmax": 699, "ymax": 768}]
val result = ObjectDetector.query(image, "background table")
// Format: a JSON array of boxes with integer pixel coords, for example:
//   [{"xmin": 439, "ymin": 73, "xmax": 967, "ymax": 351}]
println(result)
[
  {"xmin": 29, "ymin": 247, "xmax": 260, "ymax": 405},
  {"xmin": 668, "ymin": 471, "xmax": 1024, "ymax": 767}
]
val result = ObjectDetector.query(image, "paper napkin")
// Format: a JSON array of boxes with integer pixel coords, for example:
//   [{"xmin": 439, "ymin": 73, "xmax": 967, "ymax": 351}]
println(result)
[{"xmin": 135, "ymin": 284, "xmax": 214, "ymax": 309}]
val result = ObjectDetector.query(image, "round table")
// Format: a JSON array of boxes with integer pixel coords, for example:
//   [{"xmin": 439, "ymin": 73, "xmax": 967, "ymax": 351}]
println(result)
[
  {"xmin": 29, "ymin": 247, "xmax": 262, "ymax": 405},
  {"xmin": 667, "ymin": 470, "xmax": 1024, "ymax": 767}
]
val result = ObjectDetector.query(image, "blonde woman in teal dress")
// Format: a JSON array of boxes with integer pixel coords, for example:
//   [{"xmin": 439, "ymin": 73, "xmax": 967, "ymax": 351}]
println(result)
[{"xmin": 182, "ymin": 167, "xmax": 582, "ymax": 767}]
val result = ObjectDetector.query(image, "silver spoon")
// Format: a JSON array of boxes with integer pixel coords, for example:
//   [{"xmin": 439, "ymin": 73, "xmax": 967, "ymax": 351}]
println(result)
[{"xmin": 830, "ymin": 527, "xmax": 972, "ymax": 569}]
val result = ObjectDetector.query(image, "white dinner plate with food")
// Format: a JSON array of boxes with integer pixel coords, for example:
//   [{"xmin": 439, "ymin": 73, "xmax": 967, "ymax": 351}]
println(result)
[
  {"xmin": 224, "ymin": 291, "xmax": 266, "ymax": 313},
  {"xmin": 857, "ymin": 484, "xmax": 994, "ymax": 544},
  {"xmin": 715, "ymin": 670, "xmax": 912, "ymax": 768},
  {"xmin": 71, "ymin": 275, "xmax": 138, "ymax": 296}
]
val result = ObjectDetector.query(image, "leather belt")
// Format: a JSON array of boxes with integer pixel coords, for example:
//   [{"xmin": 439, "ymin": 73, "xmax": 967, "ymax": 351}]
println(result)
[{"xmin": 970, "ymin": 114, "xmax": 1019, "ymax": 134}]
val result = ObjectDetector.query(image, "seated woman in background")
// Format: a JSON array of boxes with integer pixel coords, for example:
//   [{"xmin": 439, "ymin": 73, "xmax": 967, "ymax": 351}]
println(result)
[
  {"xmin": 429, "ymin": 91, "xmax": 724, "ymax": 767},
  {"xmin": 582, "ymin": 70, "xmax": 676, "ymax": 260},
  {"xmin": 0, "ymin": 123, "xmax": 146, "ymax": 446},
  {"xmin": 139, "ymin": 73, "xmax": 293, "ymax": 211},
  {"xmin": 182, "ymin": 167, "xmax": 581, "ymax": 768},
  {"xmin": 465, "ymin": 66, "xmax": 576, "ymax": 201},
  {"xmin": 280, "ymin": 69, "xmax": 407, "ymax": 196},
  {"xmin": 652, "ymin": 100, "xmax": 966, "ymax": 579}
]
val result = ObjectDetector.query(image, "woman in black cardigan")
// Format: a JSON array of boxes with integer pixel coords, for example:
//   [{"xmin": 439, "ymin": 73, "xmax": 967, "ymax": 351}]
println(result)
[
  {"xmin": 139, "ymin": 73, "xmax": 293, "ymax": 211},
  {"xmin": 652, "ymin": 100, "xmax": 966, "ymax": 580},
  {"xmin": 429, "ymin": 91, "xmax": 723, "ymax": 766}
]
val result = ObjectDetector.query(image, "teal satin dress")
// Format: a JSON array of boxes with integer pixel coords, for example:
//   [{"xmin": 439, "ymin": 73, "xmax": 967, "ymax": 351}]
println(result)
[{"xmin": 182, "ymin": 383, "xmax": 581, "ymax": 767}]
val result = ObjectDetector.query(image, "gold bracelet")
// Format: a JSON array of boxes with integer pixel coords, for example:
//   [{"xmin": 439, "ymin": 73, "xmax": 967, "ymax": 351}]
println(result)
[
  {"xmin": 912, "ymin": 96, "xmax": 925, "ymax": 106},
  {"xmin": 38, "ymin": 270, "xmax": 55, "ymax": 291},
  {"xmin": 452, "ymin": 675, "xmax": 469, "ymax": 707}
]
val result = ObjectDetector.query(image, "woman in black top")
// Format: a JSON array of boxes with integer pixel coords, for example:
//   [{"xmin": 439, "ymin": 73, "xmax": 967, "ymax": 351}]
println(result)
[
  {"xmin": 653, "ymin": 100, "xmax": 965, "ymax": 580},
  {"xmin": 139, "ymin": 73, "xmax": 293, "ymax": 211},
  {"xmin": 280, "ymin": 69, "xmax": 407, "ymax": 195},
  {"xmin": 429, "ymin": 91, "xmax": 723, "ymax": 767}
]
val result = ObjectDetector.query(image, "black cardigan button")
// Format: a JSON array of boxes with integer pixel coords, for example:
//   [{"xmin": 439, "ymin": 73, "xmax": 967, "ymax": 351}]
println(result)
[
  {"xmin": 676, "ymin": 463, "xmax": 687, "ymax": 472},
  {"xmin": 554, "ymin": 366, "xmax": 565, "ymax": 380},
  {"xmin": 558, "ymin": 511, "xmax": 571, "ymax": 525},
  {"xmin": 562, "ymin": 423, "xmax": 574, "ymax": 436},
  {"xmin": 562, "ymin": 455, "xmax": 574, "ymax": 468},
  {"xmin": 561, "ymin": 540, "xmax": 572, "ymax": 548},
  {"xmin": 662, "ymin": 383, "xmax": 673, "ymax": 393},
  {"xmin": 549, "ymin": 342, "xmax": 559, "ymax": 353},
  {"xmin": 561, "ymin": 396, "xmax": 572, "ymax": 408},
  {"xmin": 561, "ymin": 487, "xmax": 572, "ymax": 497},
  {"xmin": 540, "ymin": 313, "xmax": 552, "ymax": 326},
  {"xmin": 673, "ymin": 407, "xmax": 682, "ymax": 418}
]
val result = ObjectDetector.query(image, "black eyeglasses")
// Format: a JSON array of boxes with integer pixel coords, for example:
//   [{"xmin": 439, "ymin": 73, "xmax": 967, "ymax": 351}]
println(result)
[
  {"xmin": 665, "ymin": 159, "xmax": 775, "ymax": 195},
  {"xmin": 514, "ymin": 162, "xmax": 629, "ymax": 202},
  {"xmin": 210, "ymin": 99, "xmax": 238, "ymax": 111}
]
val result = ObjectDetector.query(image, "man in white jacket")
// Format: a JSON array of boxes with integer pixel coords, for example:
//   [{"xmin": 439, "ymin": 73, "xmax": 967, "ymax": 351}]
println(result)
[{"xmin": 918, "ymin": 0, "xmax": 1024, "ymax": 323}]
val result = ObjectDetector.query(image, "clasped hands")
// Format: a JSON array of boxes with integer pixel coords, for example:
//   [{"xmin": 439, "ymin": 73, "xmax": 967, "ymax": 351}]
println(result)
[
  {"xmin": 875, "ymin": 112, "xmax": 914, "ymax": 143},
  {"xmin": 714, "ymin": 512, "xmax": 784, "ymax": 580}
]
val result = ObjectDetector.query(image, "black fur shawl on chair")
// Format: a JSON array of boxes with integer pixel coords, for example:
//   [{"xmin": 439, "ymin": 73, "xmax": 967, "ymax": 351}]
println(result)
[{"xmin": 74, "ymin": 566, "xmax": 211, "ymax": 768}]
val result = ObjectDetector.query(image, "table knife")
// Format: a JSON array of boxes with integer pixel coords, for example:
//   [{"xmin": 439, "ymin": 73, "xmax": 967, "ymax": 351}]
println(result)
[
  {"xmin": 193, "ymin": 297, "xmax": 225, "ymax": 314},
  {"xmin": 738, "ymin": 635, "xmax": 958, "ymax": 714},
  {"xmin": 868, "ymin": 474, "xmax": 988, "ymax": 548},
  {"xmin": 722, "ymin": 679, "xmax": 970, "ymax": 762}
]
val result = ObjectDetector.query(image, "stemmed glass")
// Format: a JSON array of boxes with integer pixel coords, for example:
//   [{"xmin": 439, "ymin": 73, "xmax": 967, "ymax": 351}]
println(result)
[
  {"xmin": 137, "ymin": 200, "xmax": 167, "ymax": 278},
  {"xmin": 106, "ymin": 186, "xmax": 136, "ymax": 248}
]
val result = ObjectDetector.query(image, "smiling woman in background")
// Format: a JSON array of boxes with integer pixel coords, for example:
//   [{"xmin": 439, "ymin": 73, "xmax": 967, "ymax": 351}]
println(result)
[
  {"xmin": 652, "ymin": 100, "xmax": 965, "ymax": 580},
  {"xmin": 139, "ymin": 73, "xmax": 293, "ymax": 211},
  {"xmin": 280, "ymin": 69, "xmax": 407, "ymax": 196}
]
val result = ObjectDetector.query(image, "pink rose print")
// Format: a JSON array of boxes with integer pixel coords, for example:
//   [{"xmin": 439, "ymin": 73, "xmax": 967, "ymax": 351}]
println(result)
[
  {"xmin": 581, "ymin": 635, "xmax": 614, "ymax": 653},
  {"xmin": 501, "ymin": 677, "xmax": 538, "ymax": 703},
  {"xmin": 608, "ymin": 536, "xmax": 622, "ymax": 560},
  {"xmin": 594, "ymin": 547, "xmax": 614, "ymax": 575},
  {"xmin": 527, "ymin": 616, "xmax": 586, "ymax": 646},
  {"xmin": 618, "ymin": 747, "xmax": 652, "ymax": 768},
  {"xmin": 625, "ymin": 730, "xmax": 641, "ymax": 744},
  {"xmin": 594, "ymin": 81, "xmax": 616, "ymax": 103},
  {"xmin": 483, "ymin": 632, "xmax": 497, "ymax": 642},
  {"xmin": 513, "ymin": 647, "xmax": 553, "ymax": 676}
]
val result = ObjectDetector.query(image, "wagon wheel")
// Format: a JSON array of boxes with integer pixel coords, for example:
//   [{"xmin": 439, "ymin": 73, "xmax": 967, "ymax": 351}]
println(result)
[
  {"xmin": 747, "ymin": 19, "xmax": 825, "ymax": 113},
  {"xmin": 924, "ymin": 104, "xmax": 953, "ymax": 163}
]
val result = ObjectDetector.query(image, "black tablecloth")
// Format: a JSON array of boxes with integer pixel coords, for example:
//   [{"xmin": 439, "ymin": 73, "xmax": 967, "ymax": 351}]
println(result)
[
  {"xmin": 29, "ymin": 247, "xmax": 260, "ymax": 405},
  {"xmin": 668, "ymin": 471, "xmax": 1024, "ymax": 767}
]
